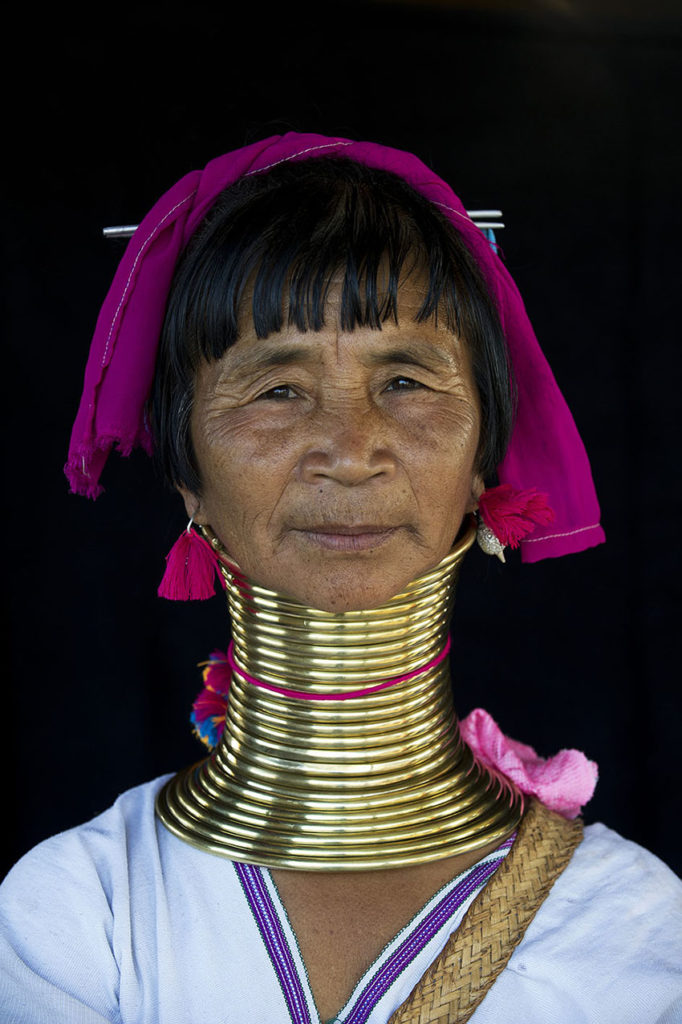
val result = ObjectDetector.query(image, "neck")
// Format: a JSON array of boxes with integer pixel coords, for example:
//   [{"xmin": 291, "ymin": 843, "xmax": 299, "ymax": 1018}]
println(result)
[{"xmin": 156, "ymin": 520, "xmax": 523, "ymax": 870}]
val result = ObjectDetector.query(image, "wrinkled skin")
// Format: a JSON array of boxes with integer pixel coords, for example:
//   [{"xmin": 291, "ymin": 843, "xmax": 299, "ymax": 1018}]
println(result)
[{"xmin": 181, "ymin": 282, "xmax": 483, "ymax": 613}]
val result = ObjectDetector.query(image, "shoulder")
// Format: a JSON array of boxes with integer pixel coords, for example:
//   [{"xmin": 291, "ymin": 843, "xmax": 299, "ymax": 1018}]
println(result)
[
  {"xmin": 1, "ymin": 775, "xmax": 171, "ymax": 902},
  {"xmin": 0, "ymin": 776, "xmax": 173, "ymax": 1023},
  {"xmin": 504, "ymin": 823, "xmax": 682, "ymax": 1019},
  {"xmin": 534, "ymin": 820, "xmax": 682, "ymax": 961},
  {"xmin": 471, "ymin": 822, "xmax": 682, "ymax": 1022},
  {"xmin": 0, "ymin": 776, "xmax": 286, "ymax": 1022},
  {"xmin": 554, "ymin": 821, "xmax": 682, "ymax": 926}
]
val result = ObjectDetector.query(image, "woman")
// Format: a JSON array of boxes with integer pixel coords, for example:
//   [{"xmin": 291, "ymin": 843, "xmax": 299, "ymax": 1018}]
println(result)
[{"xmin": 1, "ymin": 132, "xmax": 680, "ymax": 1022}]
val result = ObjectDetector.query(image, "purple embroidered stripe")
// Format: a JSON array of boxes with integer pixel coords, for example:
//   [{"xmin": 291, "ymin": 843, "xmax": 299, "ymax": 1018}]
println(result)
[
  {"xmin": 235, "ymin": 861, "xmax": 312, "ymax": 1024},
  {"xmin": 343, "ymin": 852, "xmax": 510, "ymax": 1024},
  {"xmin": 237, "ymin": 834, "xmax": 515, "ymax": 1024}
]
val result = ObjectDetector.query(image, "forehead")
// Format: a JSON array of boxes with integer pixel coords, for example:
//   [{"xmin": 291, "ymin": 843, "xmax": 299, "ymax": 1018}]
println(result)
[
  {"xmin": 237, "ymin": 269, "xmax": 464, "ymax": 347},
  {"xmin": 210, "ymin": 282, "xmax": 471, "ymax": 388}
]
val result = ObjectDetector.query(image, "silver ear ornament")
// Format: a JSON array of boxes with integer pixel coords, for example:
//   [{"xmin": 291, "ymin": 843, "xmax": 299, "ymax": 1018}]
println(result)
[{"xmin": 475, "ymin": 516, "xmax": 506, "ymax": 563}]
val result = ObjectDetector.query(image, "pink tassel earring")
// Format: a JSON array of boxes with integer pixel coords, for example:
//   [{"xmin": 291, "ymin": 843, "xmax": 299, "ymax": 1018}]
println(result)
[
  {"xmin": 476, "ymin": 484, "xmax": 555, "ymax": 563},
  {"xmin": 158, "ymin": 518, "xmax": 225, "ymax": 600}
]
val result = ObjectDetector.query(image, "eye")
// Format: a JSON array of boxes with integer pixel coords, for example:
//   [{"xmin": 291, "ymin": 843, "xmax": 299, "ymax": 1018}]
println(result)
[
  {"xmin": 384, "ymin": 376, "xmax": 424, "ymax": 392},
  {"xmin": 256, "ymin": 385, "xmax": 299, "ymax": 401}
]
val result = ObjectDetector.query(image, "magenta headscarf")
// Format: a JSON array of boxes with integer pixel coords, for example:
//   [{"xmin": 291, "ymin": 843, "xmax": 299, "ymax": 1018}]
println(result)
[{"xmin": 65, "ymin": 131, "xmax": 604, "ymax": 563}]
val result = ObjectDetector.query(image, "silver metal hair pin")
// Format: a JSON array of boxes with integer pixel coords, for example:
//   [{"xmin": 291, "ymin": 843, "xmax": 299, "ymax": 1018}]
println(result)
[
  {"xmin": 102, "ymin": 225, "xmax": 140, "ymax": 238},
  {"xmin": 102, "ymin": 210, "xmax": 505, "ymax": 239},
  {"xmin": 468, "ymin": 210, "xmax": 505, "ymax": 230}
]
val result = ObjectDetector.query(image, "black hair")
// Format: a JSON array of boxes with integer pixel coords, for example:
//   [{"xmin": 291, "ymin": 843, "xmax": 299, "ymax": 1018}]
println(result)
[{"xmin": 151, "ymin": 156, "xmax": 514, "ymax": 494}]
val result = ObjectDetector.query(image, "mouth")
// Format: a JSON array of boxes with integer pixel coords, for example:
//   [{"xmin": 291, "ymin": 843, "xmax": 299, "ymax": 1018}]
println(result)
[{"xmin": 293, "ymin": 525, "xmax": 401, "ymax": 552}]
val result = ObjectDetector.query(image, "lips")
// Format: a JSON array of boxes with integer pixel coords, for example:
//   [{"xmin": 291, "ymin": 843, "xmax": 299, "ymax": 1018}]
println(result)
[
  {"xmin": 304, "ymin": 524, "xmax": 396, "ymax": 534},
  {"xmin": 293, "ymin": 524, "xmax": 400, "ymax": 552}
]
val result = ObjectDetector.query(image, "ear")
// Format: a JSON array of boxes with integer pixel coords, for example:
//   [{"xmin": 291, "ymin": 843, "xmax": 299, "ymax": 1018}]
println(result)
[
  {"xmin": 466, "ymin": 472, "xmax": 486, "ymax": 514},
  {"xmin": 177, "ymin": 486, "xmax": 207, "ymax": 525}
]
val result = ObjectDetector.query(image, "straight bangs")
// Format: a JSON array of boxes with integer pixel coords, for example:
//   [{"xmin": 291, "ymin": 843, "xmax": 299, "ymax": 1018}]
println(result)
[
  {"xmin": 155, "ymin": 157, "xmax": 514, "ymax": 493},
  {"xmin": 167, "ymin": 158, "xmax": 492, "ymax": 357}
]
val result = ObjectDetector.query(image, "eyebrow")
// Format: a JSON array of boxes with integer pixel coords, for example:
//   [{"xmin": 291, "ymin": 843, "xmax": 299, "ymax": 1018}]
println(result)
[
  {"xmin": 364, "ymin": 345, "xmax": 456, "ymax": 371},
  {"xmin": 220, "ymin": 338, "xmax": 458, "ymax": 381},
  {"xmin": 217, "ymin": 344, "xmax": 317, "ymax": 382}
]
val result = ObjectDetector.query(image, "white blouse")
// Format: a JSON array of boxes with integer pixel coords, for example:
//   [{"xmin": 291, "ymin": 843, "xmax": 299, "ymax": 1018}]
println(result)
[{"xmin": 1, "ymin": 776, "xmax": 680, "ymax": 1023}]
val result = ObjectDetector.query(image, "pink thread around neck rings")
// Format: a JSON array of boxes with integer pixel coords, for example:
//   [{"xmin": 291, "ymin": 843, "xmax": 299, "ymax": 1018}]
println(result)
[{"xmin": 225, "ymin": 636, "xmax": 451, "ymax": 701}]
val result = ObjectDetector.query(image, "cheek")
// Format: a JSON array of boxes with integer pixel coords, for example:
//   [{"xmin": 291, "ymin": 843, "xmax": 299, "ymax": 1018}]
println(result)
[
  {"xmin": 407, "ymin": 402, "xmax": 480, "ymax": 471},
  {"xmin": 192, "ymin": 417, "xmax": 299, "ymax": 537},
  {"xmin": 406, "ymin": 407, "xmax": 479, "ymax": 517},
  {"xmin": 200, "ymin": 448, "xmax": 267, "ymax": 519},
  {"xmin": 200, "ymin": 404, "xmax": 307, "ymax": 471}
]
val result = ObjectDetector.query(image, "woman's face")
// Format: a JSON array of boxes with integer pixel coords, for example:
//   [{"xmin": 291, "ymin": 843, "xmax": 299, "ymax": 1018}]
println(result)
[{"xmin": 182, "ymin": 281, "xmax": 483, "ymax": 612}]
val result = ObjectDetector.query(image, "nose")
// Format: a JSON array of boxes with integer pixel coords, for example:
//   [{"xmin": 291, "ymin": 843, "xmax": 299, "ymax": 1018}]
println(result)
[{"xmin": 298, "ymin": 405, "xmax": 398, "ymax": 487}]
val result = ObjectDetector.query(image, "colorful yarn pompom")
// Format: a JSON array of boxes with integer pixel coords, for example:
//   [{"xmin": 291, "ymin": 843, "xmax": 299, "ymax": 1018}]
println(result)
[
  {"xmin": 477, "ymin": 484, "xmax": 555, "ymax": 550},
  {"xmin": 158, "ymin": 526, "xmax": 225, "ymax": 600},
  {"xmin": 190, "ymin": 650, "xmax": 231, "ymax": 749}
]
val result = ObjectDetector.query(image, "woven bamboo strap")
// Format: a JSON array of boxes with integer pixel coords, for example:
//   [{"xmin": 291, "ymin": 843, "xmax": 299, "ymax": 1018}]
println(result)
[{"xmin": 387, "ymin": 799, "xmax": 584, "ymax": 1024}]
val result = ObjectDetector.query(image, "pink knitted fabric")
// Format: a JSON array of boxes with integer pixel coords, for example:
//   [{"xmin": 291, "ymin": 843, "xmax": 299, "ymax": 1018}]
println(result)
[
  {"xmin": 460, "ymin": 707, "xmax": 598, "ymax": 818},
  {"xmin": 65, "ymin": 131, "xmax": 605, "ymax": 562}
]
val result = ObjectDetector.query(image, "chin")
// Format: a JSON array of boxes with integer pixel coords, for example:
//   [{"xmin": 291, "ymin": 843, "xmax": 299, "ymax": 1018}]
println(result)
[{"xmin": 280, "ymin": 568, "xmax": 419, "ymax": 614}]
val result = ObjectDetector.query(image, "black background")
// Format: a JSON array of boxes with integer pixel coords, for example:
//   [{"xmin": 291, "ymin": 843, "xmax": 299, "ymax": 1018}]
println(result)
[{"xmin": 4, "ymin": 0, "xmax": 681, "ymax": 880}]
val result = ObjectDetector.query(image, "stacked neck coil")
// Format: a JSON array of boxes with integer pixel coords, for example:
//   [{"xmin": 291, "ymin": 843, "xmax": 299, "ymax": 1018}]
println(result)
[{"xmin": 156, "ymin": 521, "xmax": 523, "ymax": 869}]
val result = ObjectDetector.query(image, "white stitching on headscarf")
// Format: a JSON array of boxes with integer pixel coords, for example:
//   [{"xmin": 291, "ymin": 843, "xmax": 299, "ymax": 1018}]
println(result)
[
  {"xmin": 101, "ymin": 191, "xmax": 197, "ymax": 368},
  {"xmin": 524, "ymin": 524, "xmax": 602, "ymax": 543},
  {"xmin": 101, "ymin": 145, "xmax": 355, "ymax": 369},
  {"xmin": 245, "ymin": 140, "xmax": 353, "ymax": 177},
  {"xmin": 100, "ymin": 146, "xmax": 480, "ymax": 373},
  {"xmin": 431, "ymin": 199, "xmax": 474, "ymax": 225}
]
